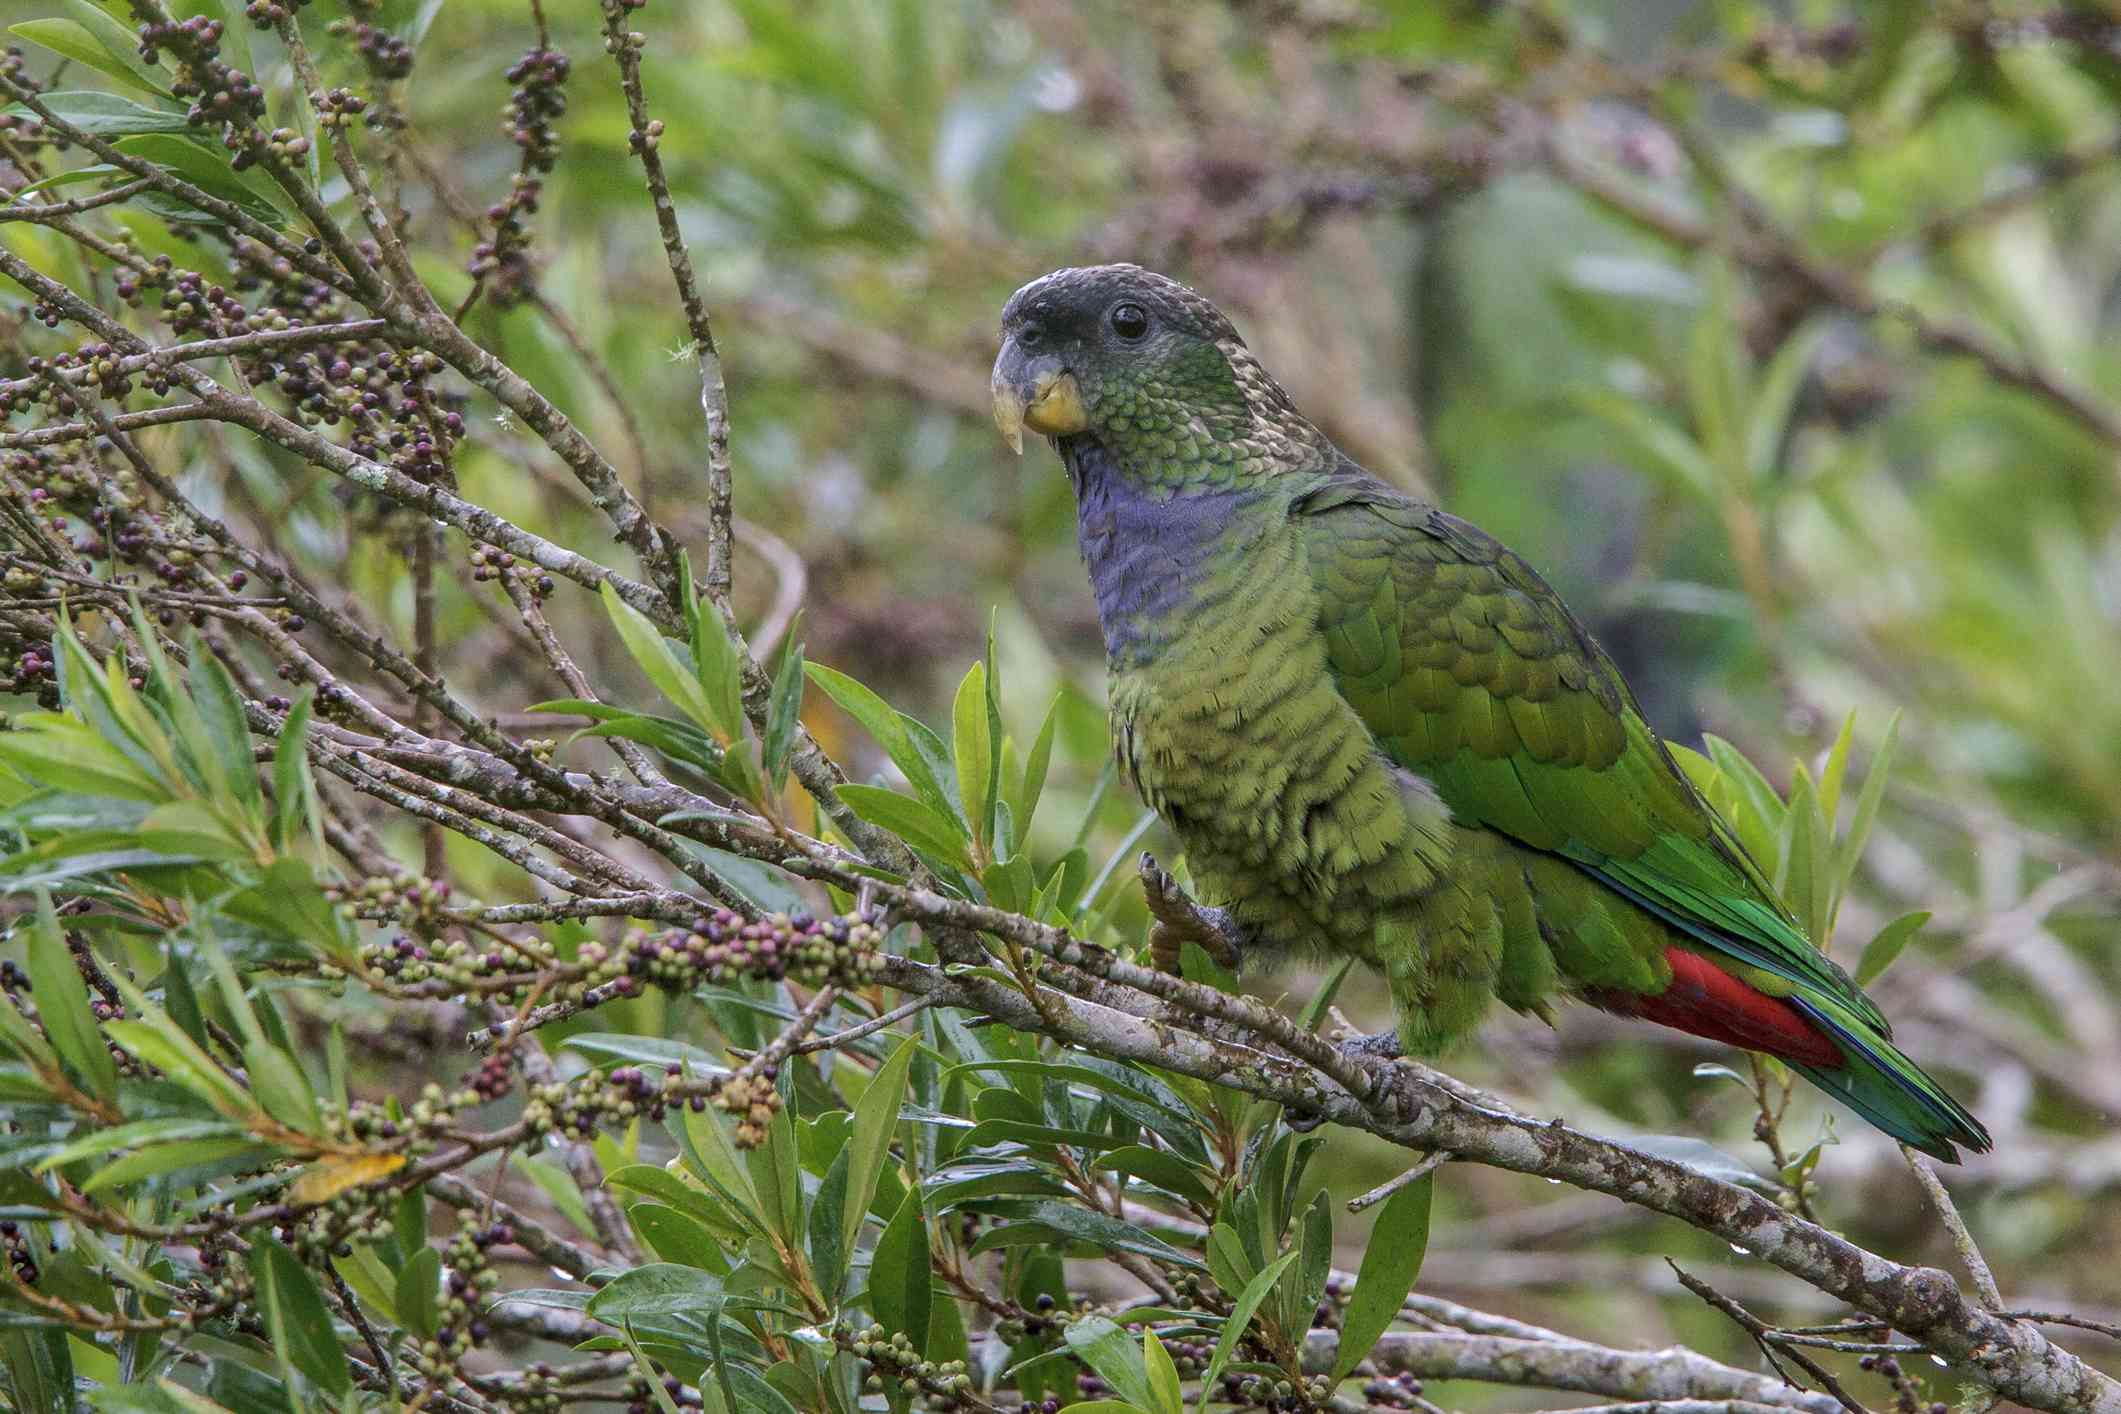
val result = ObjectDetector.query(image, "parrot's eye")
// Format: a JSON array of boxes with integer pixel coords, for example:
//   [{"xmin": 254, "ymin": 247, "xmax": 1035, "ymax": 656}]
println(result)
[
  {"xmin": 1016, "ymin": 325, "xmax": 1045, "ymax": 350},
  {"xmin": 1109, "ymin": 302, "xmax": 1149, "ymax": 340}
]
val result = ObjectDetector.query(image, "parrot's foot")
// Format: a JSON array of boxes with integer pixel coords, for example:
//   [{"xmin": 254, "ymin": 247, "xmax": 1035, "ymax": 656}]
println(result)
[
  {"xmin": 1285, "ymin": 1030, "xmax": 1405, "ymax": 1132},
  {"xmin": 1139, "ymin": 853, "xmax": 1245, "ymax": 976},
  {"xmin": 1338, "ymin": 1029, "xmax": 1404, "ymax": 1063}
]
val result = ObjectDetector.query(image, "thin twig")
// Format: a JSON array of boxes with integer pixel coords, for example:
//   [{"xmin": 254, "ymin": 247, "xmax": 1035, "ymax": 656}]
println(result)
[
  {"xmin": 1347, "ymin": 1150, "xmax": 1450, "ymax": 1213},
  {"xmin": 1668, "ymin": 1262, "xmax": 1871, "ymax": 1414},
  {"xmin": 1903, "ymin": 1145, "xmax": 2004, "ymax": 1310}
]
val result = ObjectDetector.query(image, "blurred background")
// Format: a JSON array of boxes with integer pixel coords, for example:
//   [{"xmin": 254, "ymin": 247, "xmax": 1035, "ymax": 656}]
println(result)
[{"xmin": 11, "ymin": 0, "xmax": 2121, "ymax": 1394}]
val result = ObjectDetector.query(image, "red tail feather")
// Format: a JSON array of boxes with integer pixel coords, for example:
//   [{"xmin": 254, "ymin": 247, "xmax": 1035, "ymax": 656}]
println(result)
[{"xmin": 1593, "ymin": 947, "xmax": 1844, "ymax": 1068}]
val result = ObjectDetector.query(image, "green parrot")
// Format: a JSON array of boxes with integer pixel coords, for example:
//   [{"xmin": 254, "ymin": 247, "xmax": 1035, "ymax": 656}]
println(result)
[{"xmin": 989, "ymin": 263, "xmax": 1988, "ymax": 1162}]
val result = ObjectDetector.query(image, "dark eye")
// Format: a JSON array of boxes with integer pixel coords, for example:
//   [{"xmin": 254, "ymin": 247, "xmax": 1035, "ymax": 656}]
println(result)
[
  {"xmin": 1109, "ymin": 302, "xmax": 1149, "ymax": 340},
  {"xmin": 1016, "ymin": 324, "xmax": 1045, "ymax": 350}
]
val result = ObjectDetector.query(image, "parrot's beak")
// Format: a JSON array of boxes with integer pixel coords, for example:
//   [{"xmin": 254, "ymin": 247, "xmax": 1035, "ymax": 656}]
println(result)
[{"xmin": 990, "ymin": 344, "xmax": 1086, "ymax": 455}]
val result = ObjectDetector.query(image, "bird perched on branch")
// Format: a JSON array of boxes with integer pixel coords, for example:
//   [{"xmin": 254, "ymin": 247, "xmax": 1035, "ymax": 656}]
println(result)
[{"xmin": 990, "ymin": 263, "xmax": 1988, "ymax": 1161}]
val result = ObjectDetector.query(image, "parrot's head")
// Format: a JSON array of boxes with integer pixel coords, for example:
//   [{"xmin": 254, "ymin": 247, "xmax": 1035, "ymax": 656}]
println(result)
[{"xmin": 991, "ymin": 264, "xmax": 1325, "ymax": 483}]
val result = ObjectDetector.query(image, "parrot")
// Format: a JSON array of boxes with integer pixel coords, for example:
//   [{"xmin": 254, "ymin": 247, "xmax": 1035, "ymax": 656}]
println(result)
[{"xmin": 988, "ymin": 263, "xmax": 1988, "ymax": 1162}]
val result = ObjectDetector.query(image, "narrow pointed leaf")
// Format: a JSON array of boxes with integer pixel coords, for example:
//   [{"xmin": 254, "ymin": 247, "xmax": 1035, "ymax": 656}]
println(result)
[{"xmin": 1330, "ymin": 1167, "xmax": 1432, "ymax": 1380}]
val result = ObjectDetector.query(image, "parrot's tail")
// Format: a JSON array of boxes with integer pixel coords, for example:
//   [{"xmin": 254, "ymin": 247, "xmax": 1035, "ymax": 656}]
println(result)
[
  {"xmin": 1594, "ymin": 947, "xmax": 1990, "ymax": 1163},
  {"xmin": 1784, "ymin": 991, "xmax": 1992, "ymax": 1164}
]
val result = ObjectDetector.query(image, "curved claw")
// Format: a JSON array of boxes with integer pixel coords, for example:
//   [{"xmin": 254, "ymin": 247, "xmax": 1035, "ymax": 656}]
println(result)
[
  {"xmin": 1138, "ymin": 853, "xmax": 1243, "ymax": 974},
  {"xmin": 1339, "ymin": 1030, "xmax": 1404, "ymax": 1063}
]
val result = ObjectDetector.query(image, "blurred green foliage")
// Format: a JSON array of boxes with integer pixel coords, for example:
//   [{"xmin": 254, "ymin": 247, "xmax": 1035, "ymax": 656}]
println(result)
[{"xmin": 6, "ymin": 0, "xmax": 2121, "ymax": 1401}]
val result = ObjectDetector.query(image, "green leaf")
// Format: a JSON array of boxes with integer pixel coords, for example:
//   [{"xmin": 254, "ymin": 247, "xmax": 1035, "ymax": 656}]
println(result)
[
  {"xmin": 1836, "ymin": 712, "xmax": 1900, "ymax": 903},
  {"xmin": 0, "ymin": 723, "xmax": 162, "ymax": 803},
  {"xmin": 1573, "ymin": 388, "xmax": 1716, "ymax": 500},
  {"xmin": 188, "ymin": 647, "xmax": 262, "ymax": 814},
  {"xmin": 627, "ymin": 1203, "xmax": 728, "ymax": 1272},
  {"xmin": 842, "ymin": 1034, "xmax": 917, "ymax": 1263},
  {"xmin": 686, "ymin": 597, "xmax": 748, "ymax": 749},
  {"xmin": 242, "ymin": 1039, "xmax": 318, "ymax": 1135},
  {"xmin": 82, "ymin": 1136, "xmax": 279, "ymax": 1194},
  {"xmin": 952, "ymin": 661, "xmax": 994, "ymax": 855},
  {"xmin": 606, "ymin": 1164, "xmax": 755, "ymax": 1246},
  {"xmin": 618, "ymin": 1322, "xmax": 689, "ymax": 1414},
  {"xmin": 10, "ymin": 13, "xmax": 170, "ymax": 99},
  {"xmin": 1291, "ymin": 1189, "xmax": 1332, "ymax": 1339},
  {"xmin": 809, "ymin": 1145, "xmax": 850, "ymax": 1305},
  {"xmin": 514, "ymin": 1153, "xmax": 598, "ymax": 1242},
  {"xmin": 111, "ymin": 136, "xmax": 287, "ymax": 227},
  {"xmin": 968, "ymin": 1203, "xmax": 1204, "ymax": 1271},
  {"xmin": 250, "ymin": 1237, "xmax": 351, "ymax": 1398},
  {"xmin": 868, "ymin": 1188, "xmax": 931, "ymax": 1353},
  {"xmin": 600, "ymin": 581, "xmax": 726, "ymax": 742},
  {"xmin": 1745, "ymin": 320, "xmax": 1829, "ymax": 482},
  {"xmin": 1, "ymin": 1327, "xmax": 74, "ymax": 1414},
  {"xmin": 26, "ymin": 891, "xmax": 117, "ymax": 1102},
  {"xmin": 102, "ymin": 1013, "xmax": 248, "ymax": 1118},
  {"xmin": 270, "ymin": 690, "xmax": 317, "ymax": 856},
  {"xmin": 563, "ymin": 1034, "xmax": 731, "ymax": 1078},
  {"xmin": 804, "ymin": 663, "xmax": 953, "ymax": 822},
  {"xmin": 1197, "ymin": 1250, "xmax": 1297, "ymax": 1410},
  {"xmin": 1330, "ymin": 1168, "xmax": 1432, "ymax": 1380},
  {"xmin": 1817, "ymin": 709, "xmax": 1857, "ymax": 829},
  {"xmin": 1063, "ymin": 1316, "xmax": 1156, "ymax": 1413},
  {"xmin": 37, "ymin": 1116, "xmax": 241, "ymax": 1171},
  {"xmin": 1092, "ymin": 1146, "xmax": 1216, "ymax": 1207},
  {"xmin": 1855, "ymin": 911, "xmax": 1930, "ymax": 988},
  {"xmin": 762, "ymin": 641, "xmax": 806, "ymax": 792},
  {"xmin": 1204, "ymin": 1221, "xmax": 1251, "ymax": 1300},
  {"xmin": 589, "ymin": 1263, "xmax": 730, "ymax": 1321},
  {"xmin": 672, "ymin": 1106, "xmax": 771, "ymax": 1241},
  {"xmin": 1142, "ymin": 1330, "xmax": 1182, "ymax": 1414},
  {"xmin": 0, "ymin": 91, "xmax": 188, "ymax": 136},
  {"xmin": 1008, "ymin": 693, "xmax": 1060, "ymax": 840},
  {"xmin": 394, "ymin": 1245, "xmax": 440, "ymax": 1340},
  {"xmin": 833, "ymin": 785, "xmax": 970, "ymax": 868}
]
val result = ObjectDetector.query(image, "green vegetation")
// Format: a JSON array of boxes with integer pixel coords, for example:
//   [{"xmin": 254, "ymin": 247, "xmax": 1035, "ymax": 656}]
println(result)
[{"xmin": 0, "ymin": 3, "xmax": 2117, "ymax": 1414}]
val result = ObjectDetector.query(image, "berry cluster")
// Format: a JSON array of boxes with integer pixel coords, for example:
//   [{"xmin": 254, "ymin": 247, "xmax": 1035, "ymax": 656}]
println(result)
[
  {"xmin": 850, "ymin": 1325, "xmax": 976, "ymax": 1406},
  {"xmin": 279, "ymin": 1185, "xmax": 399, "ymax": 1266},
  {"xmin": 1359, "ymin": 1373, "xmax": 1427, "ymax": 1409},
  {"xmin": 433, "ymin": 1219, "xmax": 510, "ymax": 1361},
  {"xmin": 991, "ymin": 1291, "xmax": 1062, "ymax": 1346},
  {"xmin": 1224, "ymin": 1372, "xmax": 1332, "ymax": 1412},
  {"xmin": 623, "ymin": 1375, "xmax": 703, "ymax": 1414},
  {"xmin": 316, "ymin": 88, "xmax": 370, "ymax": 131},
  {"xmin": 470, "ymin": 47, "xmax": 570, "ymax": 306},
  {"xmin": 498, "ymin": 1363, "xmax": 565, "ymax": 1414},
  {"xmin": 1859, "ymin": 1354, "xmax": 1947, "ymax": 1414},
  {"xmin": 363, "ymin": 906, "xmax": 884, "ymax": 1028},
  {"xmin": 468, "ymin": 547, "xmax": 554, "ymax": 602},
  {"xmin": 520, "ymin": 1064, "xmax": 706, "ymax": 1142},
  {"xmin": 187, "ymin": 1235, "xmax": 251, "ymax": 1321},
  {"xmin": 0, "ymin": 1220, "xmax": 39, "ymax": 1286},
  {"xmin": 334, "ymin": 20, "xmax": 414, "ymax": 81},
  {"xmin": 0, "ymin": 45, "xmax": 42, "ymax": 117},
  {"xmin": 468, "ymin": 1046, "xmax": 518, "ymax": 1103},
  {"xmin": 139, "ymin": 16, "xmax": 273, "ymax": 167},
  {"xmin": 241, "ymin": 0, "xmax": 311, "ymax": 27},
  {"xmin": 599, "ymin": 0, "xmax": 651, "ymax": 56},
  {"xmin": 710, "ymin": 1068, "xmax": 783, "ymax": 1147},
  {"xmin": 578, "ymin": 910, "xmax": 888, "ymax": 995},
  {"xmin": 335, "ymin": 873, "xmax": 456, "ymax": 929},
  {"xmin": 2, "ymin": 644, "xmax": 56, "ymax": 702}
]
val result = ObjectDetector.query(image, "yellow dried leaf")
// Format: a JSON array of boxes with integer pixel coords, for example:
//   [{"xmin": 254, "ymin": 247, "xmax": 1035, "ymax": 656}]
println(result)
[{"xmin": 291, "ymin": 1152, "xmax": 406, "ymax": 1205}]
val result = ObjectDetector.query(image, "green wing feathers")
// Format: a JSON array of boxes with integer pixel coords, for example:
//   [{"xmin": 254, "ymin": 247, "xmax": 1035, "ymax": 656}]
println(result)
[{"xmin": 1298, "ymin": 478, "xmax": 1990, "ymax": 1160}]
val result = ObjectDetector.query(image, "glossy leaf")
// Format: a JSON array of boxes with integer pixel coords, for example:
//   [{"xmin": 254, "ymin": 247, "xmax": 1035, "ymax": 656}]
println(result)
[{"xmin": 1330, "ymin": 1168, "xmax": 1431, "ymax": 1380}]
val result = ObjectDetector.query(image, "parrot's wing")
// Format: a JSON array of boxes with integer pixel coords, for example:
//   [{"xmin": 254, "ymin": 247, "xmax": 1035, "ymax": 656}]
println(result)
[{"xmin": 1292, "ymin": 475, "xmax": 1888, "ymax": 1033}]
